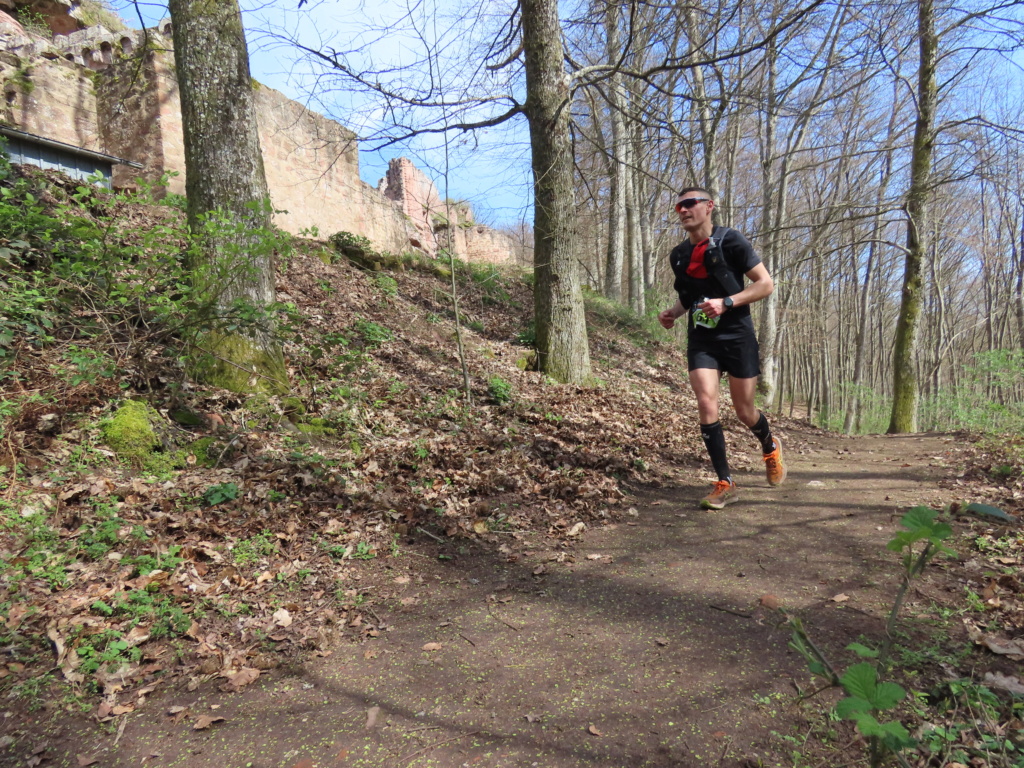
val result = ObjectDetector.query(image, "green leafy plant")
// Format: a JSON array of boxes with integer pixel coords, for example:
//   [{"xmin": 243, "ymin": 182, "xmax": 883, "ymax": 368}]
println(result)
[
  {"xmin": 233, "ymin": 531, "xmax": 276, "ymax": 564},
  {"xmin": 351, "ymin": 541, "xmax": 376, "ymax": 560},
  {"xmin": 487, "ymin": 375, "xmax": 513, "ymax": 404},
  {"xmin": 372, "ymin": 273, "xmax": 398, "ymax": 297},
  {"xmin": 353, "ymin": 317, "xmax": 393, "ymax": 348},
  {"xmin": 328, "ymin": 230, "xmax": 374, "ymax": 255},
  {"xmin": 125, "ymin": 545, "xmax": 183, "ymax": 576},
  {"xmin": 787, "ymin": 506, "xmax": 954, "ymax": 768},
  {"xmin": 202, "ymin": 482, "xmax": 239, "ymax": 507}
]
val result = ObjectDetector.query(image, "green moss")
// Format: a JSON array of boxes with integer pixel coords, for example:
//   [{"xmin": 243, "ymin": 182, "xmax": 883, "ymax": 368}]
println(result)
[
  {"xmin": 169, "ymin": 408, "xmax": 205, "ymax": 427},
  {"xmin": 142, "ymin": 450, "xmax": 184, "ymax": 478},
  {"xmin": 281, "ymin": 396, "xmax": 306, "ymax": 417},
  {"xmin": 516, "ymin": 353, "xmax": 537, "ymax": 371},
  {"xmin": 191, "ymin": 330, "xmax": 289, "ymax": 395},
  {"xmin": 297, "ymin": 418, "xmax": 337, "ymax": 436},
  {"xmin": 4, "ymin": 64, "xmax": 34, "ymax": 95},
  {"xmin": 189, "ymin": 437, "xmax": 217, "ymax": 468},
  {"xmin": 101, "ymin": 400, "xmax": 160, "ymax": 465}
]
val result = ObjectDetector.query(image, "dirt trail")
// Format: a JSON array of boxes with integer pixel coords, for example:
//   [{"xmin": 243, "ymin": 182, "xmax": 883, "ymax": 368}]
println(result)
[{"xmin": 27, "ymin": 426, "xmax": 960, "ymax": 768}]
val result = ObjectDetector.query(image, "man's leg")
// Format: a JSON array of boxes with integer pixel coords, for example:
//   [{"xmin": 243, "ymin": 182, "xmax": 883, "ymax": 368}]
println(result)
[
  {"xmin": 689, "ymin": 368, "xmax": 738, "ymax": 508},
  {"xmin": 728, "ymin": 375, "xmax": 787, "ymax": 486}
]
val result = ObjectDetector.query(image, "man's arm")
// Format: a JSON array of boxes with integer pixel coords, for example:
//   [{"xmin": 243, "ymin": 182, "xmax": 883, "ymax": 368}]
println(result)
[
  {"xmin": 699, "ymin": 264, "xmax": 774, "ymax": 318},
  {"xmin": 658, "ymin": 299, "xmax": 686, "ymax": 329}
]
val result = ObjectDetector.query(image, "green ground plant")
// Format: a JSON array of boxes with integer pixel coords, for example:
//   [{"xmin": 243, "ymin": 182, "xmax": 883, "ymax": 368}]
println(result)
[
  {"xmin": 787, "ymin": 506, "xmax": 954, "ymax": 768},
  {"xmin": 487, "ymin": 375, "xmax": 513, "ymax": 404},
  {"xmin": 233, "ymin": 531, "xmax": 276, "ymax": 564},
  {"xmin": 0, "ymin": 147, "xmax": 294, "ymax": 384}
]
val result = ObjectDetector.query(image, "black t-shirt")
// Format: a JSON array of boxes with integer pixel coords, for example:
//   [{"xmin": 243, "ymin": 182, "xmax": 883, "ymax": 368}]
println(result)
[{"xmin": 668, "ymin": 227, "xmax": 761, "ymax": 342}]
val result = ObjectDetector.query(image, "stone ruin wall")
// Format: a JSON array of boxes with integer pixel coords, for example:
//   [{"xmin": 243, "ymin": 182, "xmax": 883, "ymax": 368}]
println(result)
[
  {"xmin": 379, "ymin": 157, "xmax": 520, "ymax": 265},
  {"xmin": 0, "ymin": 5, "xmax": 518, "ymax": 264}
]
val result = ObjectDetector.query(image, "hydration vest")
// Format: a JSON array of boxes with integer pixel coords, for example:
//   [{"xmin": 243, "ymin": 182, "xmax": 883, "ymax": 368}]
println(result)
[{"xmin": 672, "ymin": 226, "xmax": 744, "ymax": 307}]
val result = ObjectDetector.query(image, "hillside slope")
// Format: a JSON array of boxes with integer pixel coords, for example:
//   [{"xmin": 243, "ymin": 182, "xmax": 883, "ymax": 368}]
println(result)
[{"xmin": 3, "ymin": 164, "xmax": 1023, "ymax": 768}]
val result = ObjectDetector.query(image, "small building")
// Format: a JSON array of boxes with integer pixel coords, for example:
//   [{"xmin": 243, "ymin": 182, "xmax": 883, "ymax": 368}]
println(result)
[{"xmin": 0, "ymin": 124, "xmax": 141, "ymax": 187}]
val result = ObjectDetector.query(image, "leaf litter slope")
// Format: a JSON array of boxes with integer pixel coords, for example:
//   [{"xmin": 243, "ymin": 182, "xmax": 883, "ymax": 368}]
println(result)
[
  {"xmin": 3, "ymin": 175, "xmax": 1024, "ymax": 765},
  {"xmin": 14, "ymin": 423, "xmax": 1017, "ymax": 768}
]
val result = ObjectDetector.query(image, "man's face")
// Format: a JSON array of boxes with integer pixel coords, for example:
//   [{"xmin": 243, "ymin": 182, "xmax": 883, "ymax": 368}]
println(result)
[{"xmin": 675, "ymin": 193, "xmax": 714, "ymax": 231}]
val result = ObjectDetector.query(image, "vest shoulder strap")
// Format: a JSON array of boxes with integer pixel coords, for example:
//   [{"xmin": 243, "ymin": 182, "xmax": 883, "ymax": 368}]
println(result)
[{"xmin": 704, "ymin": 226, "xmax": 743, "ymax": 296}]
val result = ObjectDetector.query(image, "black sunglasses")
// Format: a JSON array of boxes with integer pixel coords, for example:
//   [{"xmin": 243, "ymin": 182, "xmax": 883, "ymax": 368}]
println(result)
[{"xmin": 675, "ymin": 197, "xmax": 711, "ymax": 212}]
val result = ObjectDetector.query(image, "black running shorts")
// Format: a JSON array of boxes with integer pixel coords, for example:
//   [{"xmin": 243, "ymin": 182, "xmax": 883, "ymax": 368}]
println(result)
[{"xmin": 687, "ymin": 331, "xmax": 762, "ymax": 378}]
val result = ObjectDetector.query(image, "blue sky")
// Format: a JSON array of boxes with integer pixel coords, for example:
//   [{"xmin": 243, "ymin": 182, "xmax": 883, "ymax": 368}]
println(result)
[{"xmin": 112, "ymin": 0, "xmax": 533, "ymax": 228}]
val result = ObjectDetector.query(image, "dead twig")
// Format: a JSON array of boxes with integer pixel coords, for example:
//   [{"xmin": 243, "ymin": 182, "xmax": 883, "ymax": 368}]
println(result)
[
  {"xmin": 366, "ymin": 605, "xmax": 385, "ymax": 628},
  {"xmin": 404, "ymin": 725, "xmax": 441, "ymax": 734},
  {"xmin": 715, "ymin": 735, "xmax": 732, "ymax": 767},
  {"xmin": 415, "ymin": 527, "xmax": 446, "ymax": 544},
  {"xmin": 709, "ymin": 604, "xmax": 752, "ymax": 618},
  {"xmin": 486, "ymin": 603, "xmax": 520, "ymax": 631}
]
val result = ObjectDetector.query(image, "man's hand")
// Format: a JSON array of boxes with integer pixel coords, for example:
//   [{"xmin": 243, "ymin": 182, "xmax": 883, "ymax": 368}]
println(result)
[
  {"xmin": 658, "ymin": 308, "xmax": 677, "ymax": 329},
  {"xmin": 697, "ymin": 298, "xmax": 726, "ymax": 318}
]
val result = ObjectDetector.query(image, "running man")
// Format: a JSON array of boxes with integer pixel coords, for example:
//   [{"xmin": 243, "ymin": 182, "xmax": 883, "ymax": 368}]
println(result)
[{"xmin": 657, "ymin": 186, "xmax": 786, "ymax": 509}]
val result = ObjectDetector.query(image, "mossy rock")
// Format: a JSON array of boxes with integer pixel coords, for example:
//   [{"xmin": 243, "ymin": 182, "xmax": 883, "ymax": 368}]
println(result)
[{"xmin": 101, "ymin": 400, "xmax": 161, "ymax": 466}]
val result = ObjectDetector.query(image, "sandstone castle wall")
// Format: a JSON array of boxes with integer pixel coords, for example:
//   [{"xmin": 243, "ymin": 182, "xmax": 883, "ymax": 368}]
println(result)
[{"xmin": 0, "ymin": 4, "xmax": 517, "ymax": 264}]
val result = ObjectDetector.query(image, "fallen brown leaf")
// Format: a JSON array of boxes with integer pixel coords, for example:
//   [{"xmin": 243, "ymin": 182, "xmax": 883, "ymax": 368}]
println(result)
[
  {"xmin": 220, "ymin": 667, "xmax": 260, "ymax": 692},
  {"xmin": 193, "ymin": 715, "xmax": 226, "ymax": 731},
  {"xmin": 588, "ymin": 725, "xmax": 603, "ymax": 736},
  {"xmin": 76, "ymin": 755, "xmax": 99, "ymax": 767}
]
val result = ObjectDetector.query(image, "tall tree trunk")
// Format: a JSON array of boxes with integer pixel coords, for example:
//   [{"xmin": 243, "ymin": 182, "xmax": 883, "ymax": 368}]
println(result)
[
  {"xmin": 1015, "ymin": 204, "xmax": 1024, "ymax": 348},
  {"xmin": 523, "ymin": 0, "xmax": 592, "ymax": 384},
  {"xmin": 757, "ymin": 42, "xmax": 780, "ymax": 406},
  {"xmin": 602, "ymin": 1, "xmax": 625, "ymax": 302},
  {"xmin": 168, "ymin": 0, "xmax": 287, "ymax": 394},
  {"xmin": 888, "ymin": 0, "xmax": 937, "ymax": 433},
  {"xmin": 625, "ymin": 127, "xmax": 644, "ymax": 313}
]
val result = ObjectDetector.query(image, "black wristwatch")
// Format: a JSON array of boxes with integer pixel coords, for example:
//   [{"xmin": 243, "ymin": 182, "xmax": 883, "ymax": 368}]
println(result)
[{"xmin": 722, "ymin": 296, "xmax": 734, "ymax": 310}]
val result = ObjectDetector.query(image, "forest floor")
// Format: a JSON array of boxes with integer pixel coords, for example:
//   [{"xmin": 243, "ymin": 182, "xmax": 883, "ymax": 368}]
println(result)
[
  {"xmin": 2, "ymin": 165, "xmax": 1023, "ymax": 767},
  {"xmin": 7, "ymin": 426, "xmax": 1024, "ymax": 768}
]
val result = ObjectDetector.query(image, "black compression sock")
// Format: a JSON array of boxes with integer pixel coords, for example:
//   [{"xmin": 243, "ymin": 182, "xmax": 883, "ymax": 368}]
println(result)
[
  {"xmin": 749, "ymin": 412, "xmax": 775, "ymax": 454},
  {"xmin": 700, "ymin": 421, "xmax": 731, "ymax": 481}
]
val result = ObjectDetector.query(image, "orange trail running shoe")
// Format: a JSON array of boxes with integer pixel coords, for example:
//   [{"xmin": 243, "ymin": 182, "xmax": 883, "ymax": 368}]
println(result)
[
  {"xmin": 700, "ymin": 479, "xmax": 739, "ymax": 510},
  {"xmin": 763, "ymin": 436, "xmax": 787, "ymax": 486}
]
